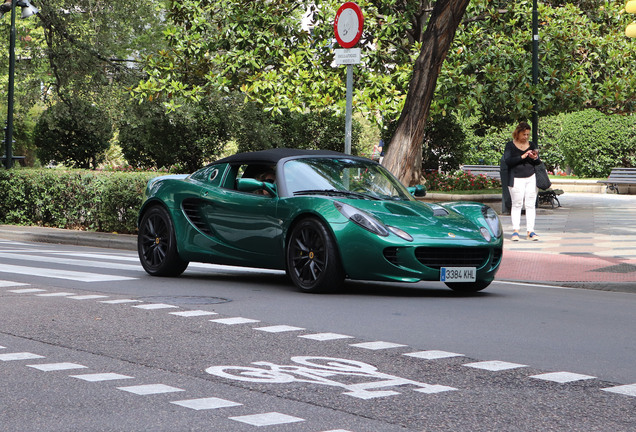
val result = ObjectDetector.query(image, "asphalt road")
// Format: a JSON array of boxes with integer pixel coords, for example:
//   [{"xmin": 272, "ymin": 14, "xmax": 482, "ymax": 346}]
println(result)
[{"xmin": 1, "ymin": 239, "xmax": 635, "ymax": 431}]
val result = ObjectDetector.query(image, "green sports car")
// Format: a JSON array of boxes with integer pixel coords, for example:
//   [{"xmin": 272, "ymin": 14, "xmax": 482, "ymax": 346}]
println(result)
[{"xmin": 137, "ymin": 149, "xmax": 503, "ymax": 293}]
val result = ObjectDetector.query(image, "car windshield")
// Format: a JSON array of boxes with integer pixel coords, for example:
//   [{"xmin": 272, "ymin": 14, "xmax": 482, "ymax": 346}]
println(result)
[{"xmin": 282, "ymin": 158, "xmax": 413, "ymax": 201}]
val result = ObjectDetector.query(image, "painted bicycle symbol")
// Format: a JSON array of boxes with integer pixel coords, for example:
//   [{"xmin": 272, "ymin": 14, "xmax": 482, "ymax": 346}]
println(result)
[{"xmin": 206, "ymin": 356, "xmax": 456, "ymax": 399}]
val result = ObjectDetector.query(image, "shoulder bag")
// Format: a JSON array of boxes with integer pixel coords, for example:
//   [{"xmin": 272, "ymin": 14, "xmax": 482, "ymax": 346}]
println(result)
[{"xmin": 534, "ymin": 161, "xmax": 552, "ymax": 190}]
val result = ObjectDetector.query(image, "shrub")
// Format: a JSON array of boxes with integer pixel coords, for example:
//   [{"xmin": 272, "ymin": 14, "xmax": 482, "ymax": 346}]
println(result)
[
  {"xmin": 0, "ymin": 169, "xmax": 158, "ymax": 233},
  {"xmin": 557, "ymin": 109, "xmax": 636, "ymax": 177},
  {"xmin": 118, "ymin": 96, "xmax": 231, "ymax": 173},
  {"xmin": 34, "ymin": 100, "xmax": 113, "ymax": 169}
]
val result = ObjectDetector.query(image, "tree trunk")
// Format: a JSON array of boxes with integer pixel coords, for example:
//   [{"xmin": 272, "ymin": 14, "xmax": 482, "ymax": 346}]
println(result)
[{"xmin": 382, "ymin": 0, "xmax": 470, "ymax": 186}]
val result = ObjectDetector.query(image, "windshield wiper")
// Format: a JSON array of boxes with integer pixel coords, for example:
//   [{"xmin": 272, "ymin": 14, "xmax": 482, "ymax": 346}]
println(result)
[{"xmin": 293, "ymin": 189, "xmax": 380, "ymax": 200}]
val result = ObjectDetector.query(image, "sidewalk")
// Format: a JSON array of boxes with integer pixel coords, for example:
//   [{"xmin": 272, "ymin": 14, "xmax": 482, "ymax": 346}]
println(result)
[
  {"xmin": 496, "ymin": 192, "xmax": 636, "ymax": 293},
  {"xmin": 1, "ymin": 192, "xmax": 635, "ymax": 292}
]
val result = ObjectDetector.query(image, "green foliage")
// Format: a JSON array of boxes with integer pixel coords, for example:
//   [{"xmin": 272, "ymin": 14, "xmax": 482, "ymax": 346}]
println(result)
[
  {"xmin": 118, "ymin": 96, "xmax": 232, "ymax": 172},
  {"xmin": 422, "ymin": 115, "xmax": 469, "ymax": 172},
  {"xmin": 235, "ymin": 103, "xmax": 364, "ymax": 155},
  {"xmin": 535, "ymin": 113, "xmax": 567, "ymax": 172},
  {"xmin": 439, "ymin": 0, "xmax": 636, "ymax": 126},
  {"xmin": 34, "ymin": 100, "xmax": 113, "ymax": 169},
  {"xmin": 423, "ymin": 170, "xmax": 501, "ymax": 192},
  {"xmin": 0, "ymin": 169, "xmax": 157, "ymax": 233},
  {"xmin": 461, "ymin": 119, "xmax": 510, "ymax": 166},
  {"xmin": 557, "ymin": 110, "xmax": 636, "ymax": 177},
  {"xmin": 134, "ymin": 0, "xmax": 421, "ymax": 121},
  {"xmin": 461, "ymin": 111, "xmax": 635, "ymax": 178}
]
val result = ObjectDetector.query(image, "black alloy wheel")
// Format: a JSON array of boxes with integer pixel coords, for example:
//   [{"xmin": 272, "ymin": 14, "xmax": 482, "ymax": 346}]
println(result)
[
  {"xmin": 138, "ymin": 205, "xmax": 188, "ymax": 277},
  {"xmin": 286, "ymin": 217, "xmax": 344, "ymax": 293}
]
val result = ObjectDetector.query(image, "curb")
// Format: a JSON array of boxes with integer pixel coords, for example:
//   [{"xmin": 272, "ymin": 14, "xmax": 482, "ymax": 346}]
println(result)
[{"xmin": 0, "ymin": 225, "xmax": 136, "ymax": 251}]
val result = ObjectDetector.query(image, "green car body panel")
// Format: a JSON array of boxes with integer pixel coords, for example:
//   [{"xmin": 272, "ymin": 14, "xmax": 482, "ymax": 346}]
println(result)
[{"xmin": 138, "ymin": 149, "xmax": 503, "ymax": 292}]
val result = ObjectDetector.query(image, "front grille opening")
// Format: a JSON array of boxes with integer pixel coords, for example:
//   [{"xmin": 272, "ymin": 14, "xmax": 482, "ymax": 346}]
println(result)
[
  {"xmin": 383, "ymin": 247, "xmax": 400, "ymax": 266},
  {"xmin": 415, "ymin": 247, "xmax": 490, "ymax": 269}
]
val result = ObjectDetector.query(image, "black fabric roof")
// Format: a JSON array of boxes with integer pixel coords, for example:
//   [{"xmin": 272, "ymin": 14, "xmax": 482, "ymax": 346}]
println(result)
[{"xmin": 213, "ymin": 148, "xmax": 350, "ymax": 165}]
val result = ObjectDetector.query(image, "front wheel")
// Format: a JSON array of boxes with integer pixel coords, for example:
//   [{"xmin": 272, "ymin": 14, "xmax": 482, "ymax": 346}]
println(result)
[
  {"xmin": 138, "ymin": 205, "xmax": 188, "ymax": 277},
  {"xmin": 286, "ymin": 218, "xmax": 344, "ymax": 293},
  {"xmin": 445, "ymin": 279, "xmax": 492, "ymax": 293}
]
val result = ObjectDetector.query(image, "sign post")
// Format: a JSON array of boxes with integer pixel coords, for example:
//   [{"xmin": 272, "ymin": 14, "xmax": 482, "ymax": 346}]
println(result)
[{"xmin": 334, "ymin": 2, "xmax": 363, "ymax": 154}]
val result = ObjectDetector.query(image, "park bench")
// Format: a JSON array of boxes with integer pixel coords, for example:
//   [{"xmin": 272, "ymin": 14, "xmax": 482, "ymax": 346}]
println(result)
[
  {"xmin": 460, "ymin": 164, "xmax": 563, "ymax": 208},
  {"xmin": 597, "ymin": 168, "xmax": 636, "ymax": 193},
  {"xmin": 460, "ymin": 164, "xmax": 501, "ymax": 180}
]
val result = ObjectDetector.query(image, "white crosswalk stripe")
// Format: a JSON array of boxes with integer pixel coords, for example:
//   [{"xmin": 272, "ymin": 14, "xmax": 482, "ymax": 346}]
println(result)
[
  {"xmin": 0, "ymin": 263, "xmax": 135, "ymax": 282},
  {"xmin": 0, "ymin": 251, "xmax": 142, "ymax": 271}
]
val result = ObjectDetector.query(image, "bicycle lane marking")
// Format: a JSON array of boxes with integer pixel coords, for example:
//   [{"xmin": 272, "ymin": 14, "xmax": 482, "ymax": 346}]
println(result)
[{"xmin": 205, "ymin": 356, "xmax": 457, "ymax": 399}]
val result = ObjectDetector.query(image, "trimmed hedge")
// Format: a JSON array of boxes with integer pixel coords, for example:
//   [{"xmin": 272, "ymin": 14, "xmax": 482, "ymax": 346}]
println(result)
[{"xmin": 0, "ymin": 169, "xmax": 159, "ymax": 234}]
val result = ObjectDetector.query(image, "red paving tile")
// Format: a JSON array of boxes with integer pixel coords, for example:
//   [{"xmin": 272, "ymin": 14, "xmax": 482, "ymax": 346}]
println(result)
[{"xmin": 497, "ymin": 250, "xmax": 636, "ymax": 283}]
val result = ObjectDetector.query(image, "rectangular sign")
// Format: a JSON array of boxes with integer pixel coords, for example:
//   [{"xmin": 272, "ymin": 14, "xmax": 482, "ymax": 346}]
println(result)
[
  {"xmin": 334, "ymin": 48, "xmax": 361, "ymax": 65},
  {"xmin": 440, "ymin": 267, "xmax": 476, "ymax": 283}
]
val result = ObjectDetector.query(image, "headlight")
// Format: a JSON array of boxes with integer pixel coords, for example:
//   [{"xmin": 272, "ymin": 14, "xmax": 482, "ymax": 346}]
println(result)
[
  {"xmin": 481, "ymin": 206, "xmax": 502, "ymax": 238},
  {"xmin": 334, "ymin": 201, "xmax": 389, "ymax": 237}
]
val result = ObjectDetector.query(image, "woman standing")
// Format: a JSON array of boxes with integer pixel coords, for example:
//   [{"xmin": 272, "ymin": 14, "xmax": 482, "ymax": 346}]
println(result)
[{"xmin": 504, "ymin": 122, "xmax": 541, "ymax": 241}]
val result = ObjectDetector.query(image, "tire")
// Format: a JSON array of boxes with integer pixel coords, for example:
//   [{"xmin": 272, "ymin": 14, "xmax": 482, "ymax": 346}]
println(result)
[
  {"xmin": 286, "ymin": 217, "xmax": 344, "ymax": 293},
  {"xmin": 138, "ymin": 205, "xmax": 188, "ymax": 277},
  {"xmin": 445, "ymin": 279, "xmax": 492, "ymax": 293}
]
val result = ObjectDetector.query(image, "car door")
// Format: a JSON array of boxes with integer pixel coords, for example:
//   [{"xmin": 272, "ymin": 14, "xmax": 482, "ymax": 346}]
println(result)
[{"xmin": 198, "ymin": 163, "xmax": 284, "ymax": 269}]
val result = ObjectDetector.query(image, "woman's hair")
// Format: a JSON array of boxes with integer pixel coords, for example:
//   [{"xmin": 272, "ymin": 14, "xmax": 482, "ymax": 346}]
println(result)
[{"xmin": 512, "ymin": 121, "xmax": 531, "ymax": 140}]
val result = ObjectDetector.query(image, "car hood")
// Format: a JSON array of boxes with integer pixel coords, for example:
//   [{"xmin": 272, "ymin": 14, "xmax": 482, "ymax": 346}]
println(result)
[{"xmin": 341, "ymin": 199, "xmax": 488, "ymax": 241}]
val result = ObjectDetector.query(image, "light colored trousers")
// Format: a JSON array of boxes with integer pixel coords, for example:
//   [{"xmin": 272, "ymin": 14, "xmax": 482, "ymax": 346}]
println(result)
[{"xmin": 508, "ymin": 174, "xmax": 537, "ymax": 232}]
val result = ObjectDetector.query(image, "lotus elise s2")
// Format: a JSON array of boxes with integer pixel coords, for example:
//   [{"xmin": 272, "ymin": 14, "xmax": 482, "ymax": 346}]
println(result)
[{"xmin": 137, "ymin": 149, "xmax": 503, "ymax": 293}]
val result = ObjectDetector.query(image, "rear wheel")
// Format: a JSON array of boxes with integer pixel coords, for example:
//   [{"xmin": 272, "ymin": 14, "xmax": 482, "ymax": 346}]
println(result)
[
  {"xmin": 138, "ymin": 205, "xmax": 188, "ymax": 277},
  {"xmin": 445, "ymin": 279, "xmax": 492, "ymax": 293},
  {"xmin": 286, "ymin": 218, "xmax": 344, "ymax": 293}
]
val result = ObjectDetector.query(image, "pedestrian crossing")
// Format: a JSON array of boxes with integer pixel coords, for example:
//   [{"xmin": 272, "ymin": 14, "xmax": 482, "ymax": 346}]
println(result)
[
  {"xmin": 0, "ymin": 240, "xmax": 285, "ymax": 286},
  {"xmin": 0, "ymin": 245, "xmax": 140, "ymax": 282}
]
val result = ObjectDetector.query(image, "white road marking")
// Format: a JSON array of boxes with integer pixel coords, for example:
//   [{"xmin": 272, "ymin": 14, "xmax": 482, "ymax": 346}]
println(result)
[
  {"xmin": 0, "ymin": 264, "xmax": 135, "ymax": 282},
  {"xmin": 170, "ymin": 397, "xmax": 242, "ymax": 410},
  {"xmin": 530, "ymin": 372, "xmax": 596, "ymax": 383},
  {"xmin": 133, "ymin": 303, "xmax": 179, "ymax": 310},
  {"xmin": 0, "ymin": 280, "xmax": 29, "ymax": 287},
  {"xmin": 170, "ymin": 310, "xmax": 218, "ymax": 317},
  {"xmin": 27, "ymin": 362, "xmax": 88, "ymax": 372},
  {"xmin": 36, "ymin": 292, "xmax": 76, "ymax": 297},
  {"xmin": 0, "ymin": 252, "xmax": 141, "ymax": 271},
  {"xmin": 99, "ymin": 299, "xmax": 141, "ymax": 304},
  {"xmin": 298, "ymin": 333, "xmax": 353, "ymax": 341},
  {"xmin": 229, "ymin": 412, "xmax": 305, "ymax": 427},
  {"xmin": 602, "ymin": 384, "xmax": 636, "ymax": 397},
  {"xmin": 464, "ymin": 360, "xmax": 527, "ymax": 371},
  {"xmin": 210, "ymin": 317, "xmax": 260, "ymax": 325},
  {"xmin": 413, "ymin": 384, "xmax": 458, "ymax": 394},
  {"xmin": 0, "ymin": 352, "xmax": 45, "ymax": 361},
  {"xmin": 8, "ymin": 288, "xmax": 46, "ymax": 293},
  {"xmin": 404, "ymin": 350, "xmax": 464, "ymax": 360},
  {"xmin": 254, "ymin": 325, "xmax": 305, "ymax": 333},
  {"xmin": 117, "ymin": 384, "xmax": 185, "ymax": 395},
  {"xmin": 68, "ymin": 295, "xmax": 109, "ymax": 300},
  {"xmin": 71, "ymin": 373, "xmax": 134, "ymax": 382},
  {"xmin": 350, "ymin": 341, "xmax": 407, "ymax": 350}
]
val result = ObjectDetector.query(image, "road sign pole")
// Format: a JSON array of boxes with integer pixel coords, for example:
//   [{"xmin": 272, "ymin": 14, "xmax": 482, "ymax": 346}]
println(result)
[
  {"xmin": 334, "ymin": 2, "xmax": 363, "ymax": 155},
  {"xmin": 344, "ymin": 64, "xmax": 353, "ymax": 154}
]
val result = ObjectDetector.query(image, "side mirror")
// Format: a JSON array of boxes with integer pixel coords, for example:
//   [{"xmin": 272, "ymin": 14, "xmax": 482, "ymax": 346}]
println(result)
[
  {"xmin": 407, "ymin": 184, "xmax": 427, "ymax": 197},
  {"xmin": 237, "ymin": 178, "xmax": 277, "ymax": 197}
]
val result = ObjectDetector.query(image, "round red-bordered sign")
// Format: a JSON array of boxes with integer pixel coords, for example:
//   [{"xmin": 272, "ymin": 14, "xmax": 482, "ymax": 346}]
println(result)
[{"xmin": 334, "ymin": 2, "xmax": 364, "ymax": 48}]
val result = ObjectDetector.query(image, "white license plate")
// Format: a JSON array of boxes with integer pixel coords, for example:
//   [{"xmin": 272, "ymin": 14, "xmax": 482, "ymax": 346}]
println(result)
[{"xmin": 440, "ymin": 267, "xmax": 476, "ymax": 282}]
